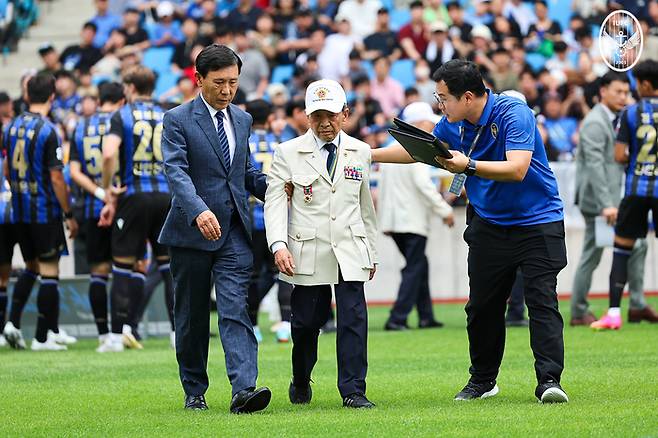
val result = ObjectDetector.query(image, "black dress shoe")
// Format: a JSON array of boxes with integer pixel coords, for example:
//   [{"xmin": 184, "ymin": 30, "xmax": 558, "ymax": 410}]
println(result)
[
  {"xmin": 418, "ymin": 319, "xmax": 444, "ymax": 329},
  {"xmin": 184, "ymin": 394, "xmax": 208, "ymax": 410},
  {"xmin": 230, "ymin": 387, "xmax": 272, "ymax": 414},
  {"xmin": 343, "ymin": 393, "xmax": 375, "ymax": 408},
  {"xmin": 289, "ymin": 381, "xmax": 312, "ymax": 404},
  {"xmin": 384, "ymin": 320, "xmax": 408, "ymax": 331}
]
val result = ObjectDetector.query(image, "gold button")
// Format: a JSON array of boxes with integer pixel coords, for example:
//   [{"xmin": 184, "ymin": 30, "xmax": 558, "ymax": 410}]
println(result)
[
  {"xmin": 296, "ymin": 233, "xmax": 300, "ymax": 239},
  {"xmin": 332, "ymin": 188, "xmax": 336, "ymax": 193}
]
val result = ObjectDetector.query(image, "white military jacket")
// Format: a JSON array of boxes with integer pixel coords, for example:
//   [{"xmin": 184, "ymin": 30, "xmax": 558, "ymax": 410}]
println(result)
[{"xmin": 264, "ymin": 129, "xmax": 378, "ymax": 286}]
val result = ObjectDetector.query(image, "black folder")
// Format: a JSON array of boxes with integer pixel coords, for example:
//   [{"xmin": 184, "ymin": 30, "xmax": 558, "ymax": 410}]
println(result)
[{"xmin": 388, "ymin": 118, "xmax": 453, "ymax": 167}]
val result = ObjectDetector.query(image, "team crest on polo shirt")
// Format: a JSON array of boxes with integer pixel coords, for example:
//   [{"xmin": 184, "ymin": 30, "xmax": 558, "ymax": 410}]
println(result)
[{"xmin": 490, "ymin": 123, "xmax": 498, "ymax": 139}]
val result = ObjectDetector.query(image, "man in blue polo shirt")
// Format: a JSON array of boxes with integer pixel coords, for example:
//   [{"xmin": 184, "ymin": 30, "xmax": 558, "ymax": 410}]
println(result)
[{"xmin": 371, "ymin": 59, "xmax": 568, "ymax": 404}]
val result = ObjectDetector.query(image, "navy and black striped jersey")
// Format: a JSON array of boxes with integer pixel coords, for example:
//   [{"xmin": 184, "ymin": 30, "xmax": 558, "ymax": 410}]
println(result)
[
  {"xmin": 0, "ymin": 157, "xmax": 13, "ymax": 225},
  {"xmin": 248, "ymin": 128, "xmax": 280, "ymax": 231},
  {"xmin": 617, "ymin": 97, "xmax": 658, "ymax": 198},
  {"xmin": 2, "ymin": 112, "xmax": 64, "ymax": 224},
  {"xmin": 109, "ymin": 101, "xmax": 169, "ymax": 196},
  {"xmin": 70, "ymin": 111, "xmax": 112, "ymax": 219}
]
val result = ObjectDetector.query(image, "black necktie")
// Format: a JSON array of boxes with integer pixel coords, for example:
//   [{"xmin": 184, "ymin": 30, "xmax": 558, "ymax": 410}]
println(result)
[
  {"xmin": 215, "ymin": 111, "xmax": 232, "ymax": 166},
  {"xmin": 325, "ymin": 143, "xmax": 337, "ymax": 180}
]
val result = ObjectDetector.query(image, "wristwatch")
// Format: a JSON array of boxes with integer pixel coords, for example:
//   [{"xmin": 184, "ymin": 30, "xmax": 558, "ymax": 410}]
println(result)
[
  {"xmin": 464, "ymin": 158, "xmax": 477, "ymax": 176},
  {"xmin": 63, "ymin": 211, "xmax": 74, "ymax": 220}
]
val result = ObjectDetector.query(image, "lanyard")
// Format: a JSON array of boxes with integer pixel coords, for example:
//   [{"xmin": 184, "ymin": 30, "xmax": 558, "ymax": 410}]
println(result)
[{"xmin": 460, "ymin": 124, "xmax": 484, "ymax": 158}]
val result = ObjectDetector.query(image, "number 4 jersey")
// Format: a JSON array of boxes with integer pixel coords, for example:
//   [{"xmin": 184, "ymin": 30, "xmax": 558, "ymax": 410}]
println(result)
[
  {"xmin": 109, "ymin": 101, "xmax": 170, "ymax": 196},
  {"xmin": 617, "ymin": 97, "xmax": 658, "ymax": 198},
  {"xmin": 2, "ymin": 112, "xmax": 64, "ymax": 224}
]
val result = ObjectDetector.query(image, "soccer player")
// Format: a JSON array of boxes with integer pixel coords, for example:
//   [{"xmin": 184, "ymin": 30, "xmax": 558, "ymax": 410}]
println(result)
[
  {"xmin": 2, "ymin": 73, "xmax": 78, "ymax": 351},
  {"xmin": 98, "ymin": 66, "xmax": 173, "ymax": 352},
  {"xmin": 592, "ymin": 60, "xmax": 658, "ymax": 330},
  {"xmin": 244, "ymin": 99, "xmax": 293, "ymax": 343},
  {"xmin": 69, "ymin": 82, "xmax": 125, "ymax": 348}
]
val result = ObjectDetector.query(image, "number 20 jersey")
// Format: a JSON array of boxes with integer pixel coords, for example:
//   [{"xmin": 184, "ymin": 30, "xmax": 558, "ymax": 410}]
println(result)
[
  {"xmin": 109, "ymin": 101, "xmax": 170, "ymax": 196},
  {"xmin": 617, "ymin": 97, "xmax": 658, "ymax": 198}
]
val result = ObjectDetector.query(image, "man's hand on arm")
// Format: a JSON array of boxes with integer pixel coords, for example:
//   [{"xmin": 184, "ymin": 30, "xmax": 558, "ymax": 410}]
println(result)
[{"xmin": 196, "ymin": 210, "xmax": 221, "ymax": 241}]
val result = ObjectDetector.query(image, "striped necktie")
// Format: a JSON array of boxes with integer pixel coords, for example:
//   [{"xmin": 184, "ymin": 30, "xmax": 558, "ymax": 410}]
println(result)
[
  {"xmin": 215, "ymin": 111, "xmax": 232, "ymax": 166},
  {"xmin": 325, "ymin": 142, "xmax": 337, "ymax": 180}
]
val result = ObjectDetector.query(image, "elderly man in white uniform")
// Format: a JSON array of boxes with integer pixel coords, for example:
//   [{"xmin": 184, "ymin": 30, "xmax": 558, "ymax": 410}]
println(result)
[{"xmin": 264, "ymin": 79, "xmax": 378, "ymax": 409}]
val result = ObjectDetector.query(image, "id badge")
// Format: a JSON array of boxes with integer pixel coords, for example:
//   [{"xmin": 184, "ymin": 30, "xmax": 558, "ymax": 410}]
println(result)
[{"xmin": 449, "ymin": 173, "xmax": 467, "ymax": 195}]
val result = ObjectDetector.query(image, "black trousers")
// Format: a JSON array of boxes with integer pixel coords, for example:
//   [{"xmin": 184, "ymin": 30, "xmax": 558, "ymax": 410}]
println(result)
[
  {"xmin": 463, "ymin": 214, "xmax": 567, "ymax": 384},
  {"xmin": 291, "ymin": 277, "xmax": 368, "ymax": 398},
  {"xmin": 388, "ymin": 233, "xmax": 435, "ymax": 324},
  {"xmin": 505, "ymin": 267, "xmax": 526, "ymax": 321}
]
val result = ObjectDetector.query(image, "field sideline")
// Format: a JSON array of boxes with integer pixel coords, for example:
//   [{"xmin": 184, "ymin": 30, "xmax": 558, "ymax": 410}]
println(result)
[{"xmin": 1, "ymin": 297, "xmax": 656, "ymax": 437}]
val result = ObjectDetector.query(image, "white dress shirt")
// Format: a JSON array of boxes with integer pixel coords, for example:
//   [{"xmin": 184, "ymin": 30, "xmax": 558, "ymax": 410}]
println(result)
[{"xmin": 200, "ymin": 92, "xmax": 237, "ymax": 163}]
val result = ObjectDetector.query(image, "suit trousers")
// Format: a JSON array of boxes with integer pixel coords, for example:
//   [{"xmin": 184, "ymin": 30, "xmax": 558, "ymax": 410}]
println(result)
[
  {"xmin": 571, "ymin": 214, "xmax": 647, "ymax": 317},
  {"xmin": 464, "ymin": 214, "xmax": 567, "ymax": 385},
  {"xmin": 388, "ymin": 233, "xmax": 435, "ymax": 324},
  {"xmin": 291, "ymin": 276, "xmax": 368, "ymax": 397},
  {"xmin": 170, "ymin": 216, "xmax": 258, "ymax": 397}
]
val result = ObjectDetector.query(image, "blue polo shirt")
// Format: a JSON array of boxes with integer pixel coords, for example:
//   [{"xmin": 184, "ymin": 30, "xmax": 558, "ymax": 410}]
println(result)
[{"xmin": 433, "ymin": 90, "xmax": 564, "ymax": 226}]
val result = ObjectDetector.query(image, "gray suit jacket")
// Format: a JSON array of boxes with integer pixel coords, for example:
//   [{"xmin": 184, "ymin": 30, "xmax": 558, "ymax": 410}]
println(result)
[
  {"xmin": 574, "ymin": 103, "xmax": 624, "ymax": 216},
  {"xmin": 158, "ymin": 96, "xmax": 266, "ymax": 251}
]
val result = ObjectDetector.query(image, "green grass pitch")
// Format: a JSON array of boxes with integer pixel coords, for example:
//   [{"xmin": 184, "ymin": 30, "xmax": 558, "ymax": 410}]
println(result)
[{"xmin": 1, "ymin": 297, "xmax": 656, "ymax": 437}]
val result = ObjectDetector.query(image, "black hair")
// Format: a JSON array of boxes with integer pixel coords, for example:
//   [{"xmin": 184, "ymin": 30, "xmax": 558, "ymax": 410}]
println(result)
[
  {"xmin": 599, "ymin": 71, "xmax": 629, "ymax": 88},
  {"xmin": 446, "ymin": 1, "xmax": 461, "ymax": 10},
  {"xmin": 122, "ymin": 65, "xmax": 156, "ymax": 95},
  {"xmin": 633, "ymin": 60, "xmax": 658, "ymax": 89},
  {"xmin": 27, "ymin": 73, "xmax": 56, "ymax": 104},
  {"xmin": 195, "ymin": 44, "xmax": 243, "ymax": 77},
  {"xmin": 83, "ymin": 21, "xmax": 98, "ymax": 32},
  {"xmin": 352, "ymin": 74, "xmax": 370, "ymax": 87},
  {"xmin": 409, "ymin": 0, "xmax": 423, "ymax": 9},
  {"xmin": 373, "ymin": 55, "xmax": 390, "ymax": 66},
  {"xmin": 431, "ymin": 59, "xmax": 486, "ymax": 98},
  {"xmin": 98, "ymin": 82, "xmax": 125, "ymax": 105},
  {"xmin": 553, "ymin": 41, "xmax": 568, "ymax": 53},
  {"xmin": 377, "ymin": 7, "xmax": 388, "ymax": 14},
  {"xmin": 54, "ymin": 69, "xmax": 76, "ymax": 80},
  {"xmin": 285, "ymin": 98, "xmax": 305, "ymax": 117},
  {"xmin": 349, "ymin": 49, "xmax": 361, "ymax": 60},
  {"xmin": 405, "ymin": 86, "xmax": 419, "ymax": 97},
  {"xmin": 245, "ymin": 99, "xmax": 272, "ymax": 125},
  {"xmin": 0, "ymin": 91, "xmax": 10, "ymax": 104}
]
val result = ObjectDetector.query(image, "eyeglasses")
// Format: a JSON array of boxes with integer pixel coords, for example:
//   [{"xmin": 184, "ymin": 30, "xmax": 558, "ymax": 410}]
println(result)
[{"xmin": 433, "ymin": 92, "xmax": 447, "ymax": 107}]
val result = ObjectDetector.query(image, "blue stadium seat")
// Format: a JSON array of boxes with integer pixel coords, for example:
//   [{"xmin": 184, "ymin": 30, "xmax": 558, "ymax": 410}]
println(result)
[
  {"xmin": 361, "ymin": 60, "xmax": 375, "ymax": 79},
  {"xmin": 390, "ymin": 59, "xmax": 416, "ymax": 89},
  {"xmin": 548, "ymin": 0, "xmax": 571, "ymax": 33},
  {"xmin": 389, "ymin": 9, "xmax": 410, "ymax": 32},
  {"xmin": 525, "ymin": 52, "xmax": 547, "ymax": 72},
  {"xmin": 143, "ymin": 46, "xmax": 175, "ymax": 75},
  {"xmin": 270, "ymin": 64, "xmax": 294, "ymax": 85},
  {"xmin": 154, "ymin": 71, "xmax": 181, "ymax": 100}
]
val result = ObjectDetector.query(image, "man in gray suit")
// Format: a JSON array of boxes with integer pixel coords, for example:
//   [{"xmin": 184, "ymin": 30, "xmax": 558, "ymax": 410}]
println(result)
[
  {"xmin": 160, "ymin": 44, "xmax": 271, "ymax": 413},
  {"xmin": 572, "ymin": 71, "xmax": 658, "ymax": 326}
]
